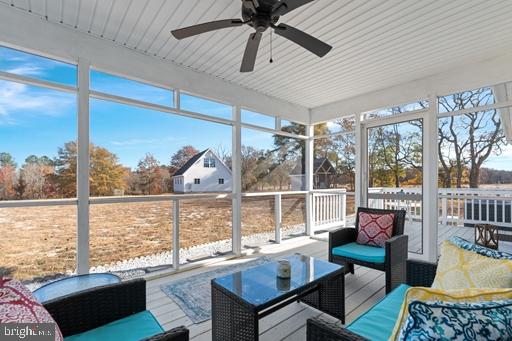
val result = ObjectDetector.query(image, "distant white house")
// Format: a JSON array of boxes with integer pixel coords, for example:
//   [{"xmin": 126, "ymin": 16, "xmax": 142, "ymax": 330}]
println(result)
[{"xmin": 172, "ymin": 149, "xmax": 232, "ymax": 193}]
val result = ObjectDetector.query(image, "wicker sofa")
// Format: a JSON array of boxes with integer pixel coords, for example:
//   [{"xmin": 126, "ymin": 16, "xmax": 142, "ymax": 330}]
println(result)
[
  {"xmin": 329, "ymin": 207, "xmax": 408, "ymax": 294},
  {"xmin": 43, "ymin": 278, "xmax": 189, "ymax": 341},
  {"xmin": 306, "ymin": 260, "xmax": 436, "ymax": 341}
]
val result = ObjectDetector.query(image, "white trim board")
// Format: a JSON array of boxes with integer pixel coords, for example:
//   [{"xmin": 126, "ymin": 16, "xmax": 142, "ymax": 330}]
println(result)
[
  {"xmin": 0, "ymin": 5, "xmax": 310, "ymax": 124},
  {"xmin": 311, "ymin": 51, "xmax": 512, "ymax": 123}
]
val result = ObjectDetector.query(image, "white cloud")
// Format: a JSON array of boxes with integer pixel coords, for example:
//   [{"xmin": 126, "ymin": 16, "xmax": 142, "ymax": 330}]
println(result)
[
  {"xmin": 0, "ymin": 80, "xmax": 74, "ymax": 122},
  {"xmin": 6, "ymin": 66, "xmax": 44, "ymax": 76}
]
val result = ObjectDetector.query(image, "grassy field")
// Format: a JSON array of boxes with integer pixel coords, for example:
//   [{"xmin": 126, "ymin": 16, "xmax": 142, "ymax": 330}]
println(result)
[{"xmin": 0, "ymin": 195, "xmax": 307, "ymax": 281}]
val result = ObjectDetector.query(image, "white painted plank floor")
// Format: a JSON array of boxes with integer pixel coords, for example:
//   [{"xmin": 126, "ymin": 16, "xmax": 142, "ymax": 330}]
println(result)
[
  {"xmin": 146, "ymin": 236, "xmax": 384, "ymax": 341},
  {"xmin": 145, "ymin": 224, "xmax": 512, "ymax": 340}
]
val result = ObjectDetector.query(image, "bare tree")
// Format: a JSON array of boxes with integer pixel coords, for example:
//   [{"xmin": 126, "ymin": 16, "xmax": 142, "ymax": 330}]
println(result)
[{"xmin": 438, "ymin": 88, "xmax": 506, "ymax": 188}]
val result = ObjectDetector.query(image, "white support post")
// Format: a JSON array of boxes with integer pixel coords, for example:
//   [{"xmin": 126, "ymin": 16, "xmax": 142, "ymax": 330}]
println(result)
[
  {"xmin": 173, "ymin": 199, "xmax": 180, "ymax": 269},
  {"xmin": 174, "ymin": 89, "xmax": 180, "ymax": 110},
  {"xmin": 341, "ymin": 192, "xmax": 347, "ymax": 227},
  {"xmin": 305, "ymin": 124, "xmax": 314, "ymax": 236},
  {"xmin": 355, "ymin": 113, "xmax": 364, "ymax": 208},
  {"xmin": 275, "ymin": 193, "xmax": 282, "ymax": 243},
  {"xmin": 232, "ymin": 105, "xmax": 242, "ymax": 256},
  {"xmin": 441, "ymin": 196, "xmax": 448, "ymax": 226},
  {"xmin": 423, "ymin": 94, "xmax": 439, "ymax": 261},
  {"xmin": 275, "ymin": 117, "xmax": 281, "ymax": 131},
  {"xmin": 77, "ymin": 59, "xmax": 90, "ymax": 275}
]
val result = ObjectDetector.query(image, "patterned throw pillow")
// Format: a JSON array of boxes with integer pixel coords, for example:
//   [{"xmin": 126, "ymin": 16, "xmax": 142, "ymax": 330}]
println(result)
[
  {"xmin": 397, "ymin": 299, "xmax": 512, "ymax": 340},
  {"xmin": 356, "ymin": 212, "xmax": 394, "ymax": 247},
  {"xmin": 0, "ymin": 277, "xmax": 63, "ymax": 341},
  {"xmin": 450, "ymin": 236, "xmax": 512, "ymax": 260},
  {"xmin": 432, "ymin": 237, "xmax": 512, "ymax": 290},
  {"xmin": 390, "ymin": 287, "xmax": 512, "ymax": 340}
]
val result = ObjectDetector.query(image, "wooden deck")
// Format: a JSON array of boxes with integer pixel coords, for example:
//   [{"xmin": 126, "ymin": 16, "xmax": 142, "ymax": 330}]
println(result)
[
  {"xmin": 146, "ymin": 237, "xmax": 378, "ymax": 341},
  {"xmin": 145, "ymin": 224, "xmax": 512, "ymax": 341}
]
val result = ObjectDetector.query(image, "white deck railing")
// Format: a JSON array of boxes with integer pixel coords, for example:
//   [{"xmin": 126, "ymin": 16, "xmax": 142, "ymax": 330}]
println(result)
[
  {"xmin": 311, "ymin": 189, "xmax": 350, "ymax": 231},
  {"xmin": 367, "ymin": 187, "xmax": 512, "ymax": 229}
]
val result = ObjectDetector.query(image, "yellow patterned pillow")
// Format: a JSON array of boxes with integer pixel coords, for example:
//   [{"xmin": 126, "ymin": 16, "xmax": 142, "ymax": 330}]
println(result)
[
  {"xmin": 431, "ymin": 239, "xmax": 512, "ymax": 290},
  {"xmin": 389, "ymin": 287, "xmax": 512, "ymax": 340}
]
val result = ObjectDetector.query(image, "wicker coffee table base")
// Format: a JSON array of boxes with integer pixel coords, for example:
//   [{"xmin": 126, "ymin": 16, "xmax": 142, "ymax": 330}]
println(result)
[{"xmin": 211, "ymin": 272, "xmax": 345, "ymax": 341}]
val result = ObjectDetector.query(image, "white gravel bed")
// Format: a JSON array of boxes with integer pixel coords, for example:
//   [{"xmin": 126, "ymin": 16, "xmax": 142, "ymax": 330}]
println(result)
[{"xmin": 26, "ymin": 224, "xmax": 306, "ymax": 290}]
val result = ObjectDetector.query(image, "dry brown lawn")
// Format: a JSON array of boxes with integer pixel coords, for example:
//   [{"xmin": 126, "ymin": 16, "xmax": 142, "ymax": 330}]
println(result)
[{"xmin": 0, "ymin": 195, "xmax": 306, "ymax": 281}]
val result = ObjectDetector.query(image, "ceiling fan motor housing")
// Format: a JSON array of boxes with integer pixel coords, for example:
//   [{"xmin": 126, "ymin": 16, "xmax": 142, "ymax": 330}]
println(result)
[{"xmin": 242, "ymin": 0, "xmax": 280, "ymax": 32}]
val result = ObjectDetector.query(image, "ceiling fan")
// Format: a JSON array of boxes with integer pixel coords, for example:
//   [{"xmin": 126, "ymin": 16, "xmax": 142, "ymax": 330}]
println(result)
[{"xmin": 171, "ymin": 0, "xmax": 332, "ymax": 72}]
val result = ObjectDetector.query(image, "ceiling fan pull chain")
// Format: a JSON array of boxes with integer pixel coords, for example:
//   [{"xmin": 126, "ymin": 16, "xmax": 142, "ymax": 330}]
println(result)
[{"xmin": 269, "ymin": 30, "xmax": 274, "ymax": 64}]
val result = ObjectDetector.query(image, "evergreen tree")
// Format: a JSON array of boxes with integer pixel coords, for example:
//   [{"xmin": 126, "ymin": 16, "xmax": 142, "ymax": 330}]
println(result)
[{"xmin": 0, "ymin": 152, "xmax": 16, "ymax": 168}]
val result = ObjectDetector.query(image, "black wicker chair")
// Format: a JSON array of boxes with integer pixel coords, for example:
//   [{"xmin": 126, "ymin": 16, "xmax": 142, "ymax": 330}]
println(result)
[
  {"xmin": 307, "ymin": 260, "xmax": 437, "ymax": 341},
  {"xmin": 329, "ymin": 207, "xmax": 408, "ymax": 294},
  {"xmin": 43, "ymin": 278, "xmax": 189, "ymax": 341}
]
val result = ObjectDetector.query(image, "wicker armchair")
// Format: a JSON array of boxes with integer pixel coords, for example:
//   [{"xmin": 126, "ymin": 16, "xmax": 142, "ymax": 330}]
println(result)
[
  {"xmin": 307, "ymin": 260, "xmax": 437, "ymax": 341},
  {"xmin": 329, "ymin": 207, "xmax": 408, "ymax": 294},
  {"xmin": 43, "ymin": 278, "xmax": 189, "ymax": 341}
]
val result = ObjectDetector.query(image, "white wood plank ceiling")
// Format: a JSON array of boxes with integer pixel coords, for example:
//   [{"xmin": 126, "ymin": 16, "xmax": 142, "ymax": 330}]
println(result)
[{"xmin": 3, "ymin": 0, "xmax": 512, "ymax": 109}]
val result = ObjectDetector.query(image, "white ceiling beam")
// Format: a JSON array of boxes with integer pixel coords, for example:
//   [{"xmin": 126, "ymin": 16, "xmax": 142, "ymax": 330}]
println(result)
[
  {"xmin": 311, "ymin": 51, "xmax": 512, "ymax": 123},
  {"xmin": 0, "ymin": 6, "xmax": 310, "ymax": 124}
]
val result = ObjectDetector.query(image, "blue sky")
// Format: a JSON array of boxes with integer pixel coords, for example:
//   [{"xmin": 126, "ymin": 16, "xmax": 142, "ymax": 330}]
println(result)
[
  {"xmin": 0, "ymin": 45, "xmax": 511, "ymax": 171},
  {"xmin": 0, "ymin": 46, "xmax": 277, "ymax": 169}
]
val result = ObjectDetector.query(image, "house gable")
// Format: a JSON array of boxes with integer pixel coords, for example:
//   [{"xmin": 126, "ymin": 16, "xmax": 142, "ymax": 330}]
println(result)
[{"xmin": 172, "ymin": 149, "xmax": 232, "ymax": 193}]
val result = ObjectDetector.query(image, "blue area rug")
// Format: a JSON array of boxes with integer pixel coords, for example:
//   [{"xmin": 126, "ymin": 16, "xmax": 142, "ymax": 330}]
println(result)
[{"xmin": 160, "ymin": 257, "xmax": 273, "ymax": 323}]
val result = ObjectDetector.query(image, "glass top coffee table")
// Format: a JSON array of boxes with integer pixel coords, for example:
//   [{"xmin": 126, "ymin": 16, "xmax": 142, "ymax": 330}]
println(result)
[{"xmin": 211, "ymin": 254, "xmax": 344, "ymax": 341}]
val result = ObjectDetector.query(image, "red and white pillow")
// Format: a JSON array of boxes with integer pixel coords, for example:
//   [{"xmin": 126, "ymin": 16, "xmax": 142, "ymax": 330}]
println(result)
[
  {"xmin": 0, "ymin": 277, "xmax": 63, "ymax": 341},
  {"xmin": 356, "ymin": 212, "xmax": 394, "ymax": 248}
]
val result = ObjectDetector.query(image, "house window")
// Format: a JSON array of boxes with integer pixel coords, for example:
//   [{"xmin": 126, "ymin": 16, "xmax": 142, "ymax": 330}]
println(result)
[
  {"xmin": 218, "ymin": 178, "xmax": 224, "ymax": 185},
  {"xmin": 204, "ymin": 158, "xmax": 216, "ymax": 168},
  {"xmin": 194, "ymin": 178, "xmax": 200, "ymax": 184}
]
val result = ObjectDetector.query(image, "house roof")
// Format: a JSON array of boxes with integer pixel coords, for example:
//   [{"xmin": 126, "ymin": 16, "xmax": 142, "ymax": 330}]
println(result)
[
  {"xmin": 173, "ymin": 149, "xmax": 209, "ymax": 176},
  {"xmin": 290, "ymin": 158, "xmax": 335, "ymax": 175}
]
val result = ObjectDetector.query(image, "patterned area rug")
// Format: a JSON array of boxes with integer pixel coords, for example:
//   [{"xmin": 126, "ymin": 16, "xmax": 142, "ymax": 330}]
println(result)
[{"xmin": 160, "ymin": 256, "xmax": 273, "ymax": 323}]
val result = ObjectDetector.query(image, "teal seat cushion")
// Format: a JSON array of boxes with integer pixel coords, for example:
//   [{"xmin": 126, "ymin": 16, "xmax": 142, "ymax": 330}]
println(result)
[
  {"xmin": 65, "ymin": 310, "xmax": 163, "ymax": 341},
  {"xmin": 332, "ymin": 242, "xmax": 386, "ymax": 263},
  {"xmin": 347, "ymin": 284, "xmax": 410, "ymax": 341}
]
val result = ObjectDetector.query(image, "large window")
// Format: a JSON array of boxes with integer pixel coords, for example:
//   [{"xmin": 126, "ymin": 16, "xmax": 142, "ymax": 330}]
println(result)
[
  {"xmin": 0, "ymin": 47, "xmax": 77, "ymax": 282},
  {"xmin": 0, "ymin": 46, "xmax": 76, "ymax": 86},
  {"xmin": 363, "ymin": 101, "xmax": 428, "ymax": 120},
  {"xmin": 313, "ymin": 117, "xmax": 356, "ymax": 191},
  {"xmin": 241, "ymin": 109, "xmax": 275, "ymax": 129},
  {"xmin": 90, "ymin": 89, "xmax": 233, "ymax": 269},
  {"xmin": 180, "ymin": 93, "xmax": 232, "ymax": 120},
  {"xmin": 91, "ymin": 70, "xmax": 173, "ymax": 107},
  {"xmin": 241, "ymin": 128, "xmax": 306, "ymax": 248},
  {"xmin": 281, "ymin": 120, "xmax": 306, "ymax": 135},
  {"xmin": 90, "ymin": 99, "xmax": 232, "ymax": 196},
  {"xmin": 241, "ymin": 128, "xmax": 304, "ymax": 192},
  {"xmin": 0, "ymin": 82, "xmax": 77, "ymax": 199},
  {"xmin": 437, "ymin": 85, "xmax": 512, "ymax": 251}
]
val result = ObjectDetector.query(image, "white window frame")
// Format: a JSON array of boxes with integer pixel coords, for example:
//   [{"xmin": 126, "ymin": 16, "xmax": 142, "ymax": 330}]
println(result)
[{"xmin": 204, "ymin": 158, "xmax": 216, "ymax": 168}]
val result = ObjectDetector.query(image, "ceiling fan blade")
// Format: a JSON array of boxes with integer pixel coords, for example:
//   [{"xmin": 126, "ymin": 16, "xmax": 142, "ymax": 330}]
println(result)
[
  {"xmin": 240, "ymin": 32, "xmax": 262, "ymax": 72},
  {"xmin": 272, "ymin": 0, "xmax": 314, "ymax": 16},
  {"xmin": 171, "ymin": 19, "xmax": 244, "ymax": 39},
  {"xmin": 273, "ymin": 23, "xmax": 332, "ymax": 57}
]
